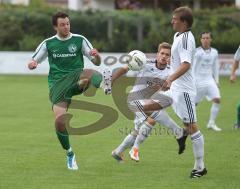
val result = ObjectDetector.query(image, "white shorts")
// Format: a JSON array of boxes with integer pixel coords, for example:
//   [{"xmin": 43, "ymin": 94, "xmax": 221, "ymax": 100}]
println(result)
[
  {"xmin": 163, "ymin": 89, "xmax": 197, "ymax": 123},
  {"xmin": 195, "ymin": 80, "xmax": 220, "ymax": 103}
]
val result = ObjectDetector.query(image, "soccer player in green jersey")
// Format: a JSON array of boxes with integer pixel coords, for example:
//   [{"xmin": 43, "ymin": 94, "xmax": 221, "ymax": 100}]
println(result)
[
  {"xmin": 27, "ymin": 12, "xmax": 110, "ymax": 170},
  {"xmin": 230, "ymin": 45, "xmax": 240, "ymax": 129}
]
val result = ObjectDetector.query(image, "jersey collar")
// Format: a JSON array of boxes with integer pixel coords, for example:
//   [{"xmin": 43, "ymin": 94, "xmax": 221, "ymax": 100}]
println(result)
[
  {"xmin": 176, "ymin": 28, "xmax": 191, "ymax": 37},
  {"xmin": 56, "ymin": 33, "xmax": 73, "ymax": 41}
]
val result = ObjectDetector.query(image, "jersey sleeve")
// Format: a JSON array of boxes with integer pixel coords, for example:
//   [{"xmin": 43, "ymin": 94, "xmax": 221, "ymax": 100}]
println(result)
[
  {"xmin": 234, "ymin": 46, "xmax": 240, "ymax": 61},
  {"xmin": 212, "ymin": 51, "xmax": 219, "ymax": 84},
  {"xmin": 32, "ymin": 40, "xmax": 48, "ymax": 63},
  {"xmin": 178, "ymin": 35, "xmax": 195, "ymax": 65},
  {"xmin": 81, "ymin": 37, "xmax": 94, "ymax": 61}
]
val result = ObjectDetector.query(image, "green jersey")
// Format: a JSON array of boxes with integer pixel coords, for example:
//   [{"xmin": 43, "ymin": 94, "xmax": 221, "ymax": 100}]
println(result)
[{"xmin": 32, "ymin": 33, "xmax": 94, "ymax": 88}]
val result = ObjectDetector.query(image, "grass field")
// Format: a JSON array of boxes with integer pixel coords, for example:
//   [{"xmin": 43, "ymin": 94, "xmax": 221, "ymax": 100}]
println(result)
[{"xmin": 0, "ymin": 75, "xmax": 240, "ymax": 189}]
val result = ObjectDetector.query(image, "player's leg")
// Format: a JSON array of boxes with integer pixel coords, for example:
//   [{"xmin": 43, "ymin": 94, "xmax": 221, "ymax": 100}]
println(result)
[
  {"xmin": 173, "ymin": 91, "xmax": 206, "ymax": 178},
  {"xmin": 153, "ymin": 110, "xmax": 187, "ymax": 154},
  {"xmin": 112, "ymin": 129, "xmax": 138, "ymax": 162},
  {"xmin": 53, "ymin": 102, "xmax": 78, "ymax": 170},
  {"xmin": 154, "ymin": 109, "xmax": 183, "ymax": 138},
  {"xmin": 112, "ymin": 104, "xmax": 147, "ymax": 162},
  {"xmin": 149, "ymin": 90, "xmax": 188, "ymax": 154},
  {"xmin": 206, "ymin": 82, "xmax": 221, "ymax": 131},
  {"xmin": 234, "ymin": 102, "xmax": 240, "ymax": 129},
  {"xmin": 129, "ymin": 116, "xmax": 156, "ymax": 162}
]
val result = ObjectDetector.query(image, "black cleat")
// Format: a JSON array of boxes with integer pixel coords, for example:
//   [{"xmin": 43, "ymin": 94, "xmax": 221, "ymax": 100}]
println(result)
[
  {"xmin": 176, "ymin": 132, "xmax": 188, "ymax": 154},
  {"xmin": 190, "ymin": 168, "xmax": 207, "ymax": 178}
]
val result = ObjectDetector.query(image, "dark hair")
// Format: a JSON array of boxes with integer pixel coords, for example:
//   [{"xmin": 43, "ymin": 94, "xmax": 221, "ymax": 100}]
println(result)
[
  {"xmin": 201, "ymin": 31, "xmax": 213, "ymax": 38},
  {"xmin": 173, "ymin": 6, "xmax": 193, "ymax": 28},
  {"xmin": 52, "ymin": 12, "xmax": 69, "ymax": 26},
  {"xmin": 158, "ymin": 42, "xmax": 171, "ymax": 52}
]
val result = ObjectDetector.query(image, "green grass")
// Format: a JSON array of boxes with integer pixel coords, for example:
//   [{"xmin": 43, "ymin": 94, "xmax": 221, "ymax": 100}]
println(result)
[{"xmin": 0, "ymin": 75, "xmax": 240, "ymax": 189}]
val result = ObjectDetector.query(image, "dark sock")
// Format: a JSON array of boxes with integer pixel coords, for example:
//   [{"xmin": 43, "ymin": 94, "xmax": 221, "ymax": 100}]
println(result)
[{"xmin": 56, "ymin": 128, "xmax": 70, "ymax": 150}]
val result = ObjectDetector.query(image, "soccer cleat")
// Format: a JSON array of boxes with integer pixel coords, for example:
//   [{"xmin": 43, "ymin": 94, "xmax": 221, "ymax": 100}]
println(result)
[
  {"xmin": 102, "ymin": 68, "xmax": 112, "ymax": 95},
  {"xmin": 233, "ymin": 123, "xmax": 240, "ymax": 129},
  {"xmin": 190, "ymin": 168, "xmax": 207, "ymax": 178},
  {"xmin": 67, "ymin": 152, "xmax": 78, "ymax": 170},
  {"xmin": 207, "ymin": 121, "xmax": 222, "ymax": 131},
  {"xmin": 111, "ymin": 150, "xmax": 124, "ymax": 163},
  {"xmin": 129, "ymin": 147, "xmax": 139, "ymax": 162},
  {"xmin": 176, "ymin": 134, "xmax": 188, "ymax": 155}
]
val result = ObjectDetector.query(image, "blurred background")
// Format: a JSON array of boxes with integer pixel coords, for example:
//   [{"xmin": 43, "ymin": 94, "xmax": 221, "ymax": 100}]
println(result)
[
  {"xmin": 0, "ymin": 0, "xmax": 239, "ymax": 74},
  {"xmin": 0, "ymin": 0, "xmax": 239, "ymax": 52}
]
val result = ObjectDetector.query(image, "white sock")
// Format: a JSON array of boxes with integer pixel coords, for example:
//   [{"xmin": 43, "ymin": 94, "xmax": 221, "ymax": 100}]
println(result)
[
  {"xmin": 67, "ymin": 147, "xmax": 73, "ymax": 155},
  {"xmin": 115, "ymin": 134, "xmax": 136, "ymax": 155},
  {"xmin": 154, "ymin": 110, "xmax": 183, "ymax": 138},
  {"xmin": 209, "ymin": 102, "xmax": 220, "ymax": 123},
  {"xmin": 191, "ymin": 131, "xmax": 205, "ymax": 170},
  {"xmin": 133, "ymin": 122, "xmax": 153, "ymax": 149}
]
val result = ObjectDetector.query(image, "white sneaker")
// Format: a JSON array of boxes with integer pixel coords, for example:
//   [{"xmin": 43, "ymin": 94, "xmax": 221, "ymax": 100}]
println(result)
[
  {"xmin": 67, "ymin": 153, "xmax": 78, "ymax": 170},
  {"xmin": 207, "ymin": 121, "xmax": 222, "ymax": 131},
  {"xmin": 101, "ymin": 68, "xmax": 112, "ymax": 95},
  {"xmin": 129, "ymin": 147, "xmax": 139, "ymax": 162}
]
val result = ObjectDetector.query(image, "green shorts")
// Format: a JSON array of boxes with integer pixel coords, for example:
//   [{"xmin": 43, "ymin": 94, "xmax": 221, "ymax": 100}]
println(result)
[{"xmin": 49, "ymin": 69, "xmax": 102, "ymax": 105}]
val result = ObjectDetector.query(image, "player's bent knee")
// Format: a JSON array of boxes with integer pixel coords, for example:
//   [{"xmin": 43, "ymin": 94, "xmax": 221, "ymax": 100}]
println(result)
[
  {"xmin": 55, "ymin": 116, "xmax": 66, "ymax": 131},
  {"xmin": 212, "ymin": 98, "xmax": 220, "ymax": 104},
  {"xmin": 184, "ymin": 123, "xmax": 198, "ymax": 134}
]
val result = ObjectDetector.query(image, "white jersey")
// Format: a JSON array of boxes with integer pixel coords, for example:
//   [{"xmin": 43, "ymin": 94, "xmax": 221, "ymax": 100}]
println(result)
[
  {"xmin": 131, "ymin": 59, "xmax": 170, "ymax": 92},
  {"xmin": 234, "ymin": 46, "xmax": 240, "ymax": 61},
  {"xmin": 193, "ymin": 47, "xmax": 219, "ymax": 85},
  {"xmin": 171, "ymin": 31, "xmax": 196, "ymax": 93}
]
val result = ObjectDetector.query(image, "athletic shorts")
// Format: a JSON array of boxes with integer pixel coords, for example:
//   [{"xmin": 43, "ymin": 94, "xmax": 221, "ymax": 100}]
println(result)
[
  {"xmin": 195, "ymin": 80, "xmax": 220, "ymax": 103},
  {"xmin": 163, "ymin": 89, "xmax": 197, "ymax": 123},
  {"xmin": 49, "ymin": 68, "xmax": 85, "ymax": 105}
]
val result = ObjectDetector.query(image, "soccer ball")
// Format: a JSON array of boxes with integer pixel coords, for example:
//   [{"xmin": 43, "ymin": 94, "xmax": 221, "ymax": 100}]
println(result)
[{"xmin": 127, "ymin": 50, "xmax": 146, "ymax": 71}]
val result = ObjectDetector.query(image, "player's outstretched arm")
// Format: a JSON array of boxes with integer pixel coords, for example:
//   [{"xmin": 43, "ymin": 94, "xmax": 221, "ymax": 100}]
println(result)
[
  {"xmin": 112, "ymin": 65, "xmax": 129, "ymax": 83},
  {"xmin": 90, "ymin": 48, "xmax": 101, "ymax": 66},
  {"xmin": 28, "ymin": 59, "xmax": 38, "ymax": 70},
  {"xmin": 230, "ymin": 60, "xmax": 239, "ymax": 83}
]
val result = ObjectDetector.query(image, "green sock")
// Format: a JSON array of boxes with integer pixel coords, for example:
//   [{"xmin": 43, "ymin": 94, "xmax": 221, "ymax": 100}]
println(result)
[
  {"xmin": 237, "ymin": 103, "xmax": 240, "ymax": 124},
  {"xmin": 56, "ymin": 128, "xmax": 70, "ymax": 150},
  {"xmin": 90, "ymin": 73, "xmax": 102, "ymax": 88}
]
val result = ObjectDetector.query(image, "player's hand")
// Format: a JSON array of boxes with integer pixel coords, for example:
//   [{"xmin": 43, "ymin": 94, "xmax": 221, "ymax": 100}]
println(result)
[
  {"xmin": 230, "ymin": 74, "xmax": 237, "ymax": 83},
  {"xmin": 162, "ymin": 78, "xmax": 172, "ymax": 91},
  {"xmin": 90, "ymin": 48, "xmax": 101, "ymax": 66},
  {"xmin": 90, "ymin": 48, "xmax": 100, "ymax": 58},
  {"xmin": 28, "ymin": 60, "xmax": 38, "ymax": 70}
]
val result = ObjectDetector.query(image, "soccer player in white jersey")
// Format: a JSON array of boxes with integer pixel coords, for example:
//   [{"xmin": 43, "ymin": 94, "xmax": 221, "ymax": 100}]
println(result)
[
  {"xmin": 193, "ymin": 32, "xmax": 222, "ymax": 131},
  {"xmin": 111, "ymin": 42, "xmax": 186, "ymax": 162},
  {"xmin": 162, "ymin": 7, "xmax": 207, "ymax": 178},
  {"xmin": 230, "ymin": 45, "xmax": 240, "ymax": 129},
  {"xmin": 27, "ymin": 12, "xmax": 110, "ymax": 170}
]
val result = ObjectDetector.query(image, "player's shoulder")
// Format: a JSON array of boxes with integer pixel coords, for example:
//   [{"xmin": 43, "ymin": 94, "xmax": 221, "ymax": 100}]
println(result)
[
  {"xmin": 195, "ymin": 46, "xmax": 203, "ymax": 52},
  {"xmin": 44, "ymin": 36, "xmax": 57, "ymax": 43},
  {"xmin": 211, "ymin": 47, "xmax": 218, "ymax": 54},
  {"xmin": 71, "ymin": 33, "xmax": 89, "ymax": 41}
]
